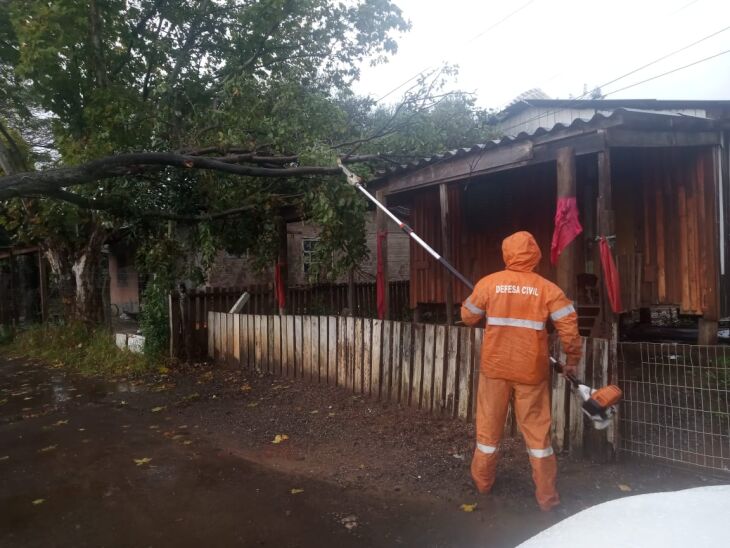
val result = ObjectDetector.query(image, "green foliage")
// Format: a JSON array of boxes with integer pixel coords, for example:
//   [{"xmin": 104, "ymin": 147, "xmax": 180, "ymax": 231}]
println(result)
[
  {"xmin": 0, "ymin": 323, "xmax": 153, "ymax": 378},
  {"xmin": 138, "ymin": 279, "xmax": 169, "ymax": 360}
]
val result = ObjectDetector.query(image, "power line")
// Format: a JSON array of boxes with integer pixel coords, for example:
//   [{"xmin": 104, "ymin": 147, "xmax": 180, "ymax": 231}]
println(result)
[
  {"xmin": 498, "ymin": 24, "xmax": 730, "ymax": 134},
  {"xmin": 374, "ymin": 0, "xmax": 537, "ymax": 104},
  {"xmin": 603, "ymin": 47, "xmax": 730, "ymax": 97}
]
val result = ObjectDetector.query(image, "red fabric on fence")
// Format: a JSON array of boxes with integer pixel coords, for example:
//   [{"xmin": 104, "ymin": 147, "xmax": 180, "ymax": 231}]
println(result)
[
  {"xmin": 550, "ymin": 197, "xmax": 583, "ymax": 265},
  {"xmin": 274, "ymin": 261, "xmax": 286, "ymax": 309},
  {"xmin": 599, "ymin": 237, "xmax": 623, "ymax": 313},
  {"xmin": 376, "ymin": 230, "xmax": 387, "ymax": 319}
]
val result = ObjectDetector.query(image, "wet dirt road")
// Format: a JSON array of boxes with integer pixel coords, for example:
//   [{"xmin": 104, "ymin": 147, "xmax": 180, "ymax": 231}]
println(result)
[
  {"xmin": 0, "ymin": 356, "xmax": 719, "ymax": 547},
  {"xmin": 0, "ymin": 357, "xmax": 553, "ymax": 547}
]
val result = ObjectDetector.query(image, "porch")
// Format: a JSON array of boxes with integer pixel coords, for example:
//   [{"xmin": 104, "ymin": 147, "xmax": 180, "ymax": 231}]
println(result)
[{"xmin": 370, "ymin": 109, "xmax": 728, "ymax": 344}]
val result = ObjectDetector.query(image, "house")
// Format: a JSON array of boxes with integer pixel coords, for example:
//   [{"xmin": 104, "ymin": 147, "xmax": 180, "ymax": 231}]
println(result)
[
  {"xmin": 497, "ymin": 96, "xmax": 730, "ymax": 136},
  {"xmin": 368, "ymin": 100, "xmax": 730, "ymax": 344},
  {"xmin": 206, "ymin": 211, "xmax": 410, "ymax": 287}
]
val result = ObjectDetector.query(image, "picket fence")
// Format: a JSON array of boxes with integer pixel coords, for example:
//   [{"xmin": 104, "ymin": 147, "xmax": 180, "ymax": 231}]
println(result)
[{"xmin": 208, "ymin": 312, "xmax": 617, "ymax": 455}]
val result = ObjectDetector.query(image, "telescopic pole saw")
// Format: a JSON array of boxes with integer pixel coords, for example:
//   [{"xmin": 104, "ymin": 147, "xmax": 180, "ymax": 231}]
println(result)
[{"xmin": 337, "ymin": 160, "xmax": 475, "ymax": 292}]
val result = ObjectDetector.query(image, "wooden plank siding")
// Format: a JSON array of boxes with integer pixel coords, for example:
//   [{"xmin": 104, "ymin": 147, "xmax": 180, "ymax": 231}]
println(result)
[{"xmin": 613, "ymin": 147, "xmax": 719, "ymax": 315}]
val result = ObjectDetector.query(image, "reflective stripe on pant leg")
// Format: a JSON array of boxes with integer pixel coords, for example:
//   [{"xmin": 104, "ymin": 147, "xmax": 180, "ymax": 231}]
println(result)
[
  {"xmin": 527, "ymin": 447, "xmax": 554, "ymax": 458},
  {"xmin": 477, "ymin": 442, "xmax": 497, "ymax": 454}
]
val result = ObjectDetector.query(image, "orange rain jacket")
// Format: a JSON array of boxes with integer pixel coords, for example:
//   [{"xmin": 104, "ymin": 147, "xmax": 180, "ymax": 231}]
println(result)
[{"xmin": 461, "ymin": 231, "xmax": 582, "ymax": 385}]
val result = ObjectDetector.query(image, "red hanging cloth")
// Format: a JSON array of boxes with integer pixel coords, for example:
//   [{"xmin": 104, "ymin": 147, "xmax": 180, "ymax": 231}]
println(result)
[
  {"xmin": 274, "ymin": 261, "xmax": 286, "ymax": 309},
  {"xmin": 376, "ymin": 230, "xmax": 387, "ymax": 319},
  {"xmin": 599, "ymin": 237, "xmax": 623, "ymax": 313},
  {"xmin": 550, "ymin": 196, "xmax": 583, "ymax": 265}
]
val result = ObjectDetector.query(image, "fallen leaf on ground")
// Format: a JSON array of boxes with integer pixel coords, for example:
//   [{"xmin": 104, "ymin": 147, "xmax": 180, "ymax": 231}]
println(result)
[
  {"xmin": 197, "ymin": 371, "xmax": 214, "ymax": 384},
  {"xmin": 310, "ymin": 410, "xmax": 319, "ymax": 414},
  {"xmin": 182, "ymin": 440, "xmax": 193, "ymax": 445},
  {"xmin": 618, "ymin": 484, "xmax": 632, "ymax": 492},
  {"xmin": 171, "ymin": 434, "xmax": 184, "ymax": 441},
  {"xmin": 178, "ymin": 425, "xmax": 188, "ymax": 429},
  {"xmin": 158, "ymin": 366, "xmax": 170, "ymax": 374},
  {"xmin": 121, "ymin": 424, "xmax": 131, "ymax": 429},
  {"xmin": 38, "ymin": 445, "xmax": 57, "ymax": 453},
  {"xmin": 78, "ymin": 428, "xmax": 85, "ymax": 432},
  {"xmin": 460, "ymin": 503, "xmax": 478, "ymax": 512},
  {"xmin": 341, "ymin": 515, "xmax": 358, "ymax": 530},
  {"xmin": 151, "ymin": 406, "xmax": 165, "ymax": 413},
  {"xmin": 328, "ymin": 412, "xmax": 336, "ymax": 417},
  {"xmin": 0, "ymin": 455, "xmax": 9, "ymax": 461},
  {"xmin": 272, "ymin": 434, "xmax": 289, "ymax": 444},
  {"xmin": 133, "ymin": 457, "xmax": 152, "ymax": 466},
  {"xmin": 32, "ymin": 499, "xmax": 45, "ymax": 505},
  {"xmin": 290, "ymin": 488, "xmax": 304, "ymax": 495},
  {"xmin": 52, "ymin": 420, "xmax": 68, "ymax": 427},
  {"xmin": 149, "ymin": 425, "xmax": 159, "ymax": 430},
  {"xmin": 247, "ymin": 402, "xmax": 259, "ymax": 408},
  {"xmin": 240, "ymin": 384, "xmax": 252, "ymax": 392}
]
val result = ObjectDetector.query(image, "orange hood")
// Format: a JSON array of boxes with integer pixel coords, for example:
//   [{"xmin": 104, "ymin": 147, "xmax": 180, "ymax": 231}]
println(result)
[{"xmin": 502, "ymin": 231, "xmax": 541, "ymax": 272}]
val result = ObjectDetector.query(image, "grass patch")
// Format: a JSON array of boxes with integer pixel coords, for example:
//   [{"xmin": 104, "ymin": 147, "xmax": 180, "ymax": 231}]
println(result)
[{"xmin": 0, "ymin": 323, "xmax": 158, "ymax": 378}]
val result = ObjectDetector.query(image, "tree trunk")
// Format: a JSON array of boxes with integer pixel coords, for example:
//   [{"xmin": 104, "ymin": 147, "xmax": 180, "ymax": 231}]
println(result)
[{"xmin": 43, "ymin": 222, "xmax": 108, "ymax": 325}]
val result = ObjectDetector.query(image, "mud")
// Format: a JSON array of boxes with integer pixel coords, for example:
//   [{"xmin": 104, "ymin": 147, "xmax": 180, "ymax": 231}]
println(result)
[{"xmin": 0, "ymin": 357, "xmax": 722, "ymax": 547}]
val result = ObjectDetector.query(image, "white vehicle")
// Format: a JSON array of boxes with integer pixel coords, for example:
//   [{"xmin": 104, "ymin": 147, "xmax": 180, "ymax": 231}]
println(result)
[{"xmin": 518, "ymin": 486, "xmax": 730, "ymax": 548}]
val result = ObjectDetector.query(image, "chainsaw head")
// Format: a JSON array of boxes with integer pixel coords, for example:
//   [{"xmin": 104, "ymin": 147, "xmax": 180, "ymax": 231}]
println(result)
[
  {"xmin": 336, "ymin": 159, "xmax": 362, "ymax": 187},
  {"xmin": 582, "ymin": 384, "xmax": 623, "ymax": 430}
]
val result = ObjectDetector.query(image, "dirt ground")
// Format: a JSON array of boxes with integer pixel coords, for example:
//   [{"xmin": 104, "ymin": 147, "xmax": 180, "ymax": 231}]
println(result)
[{"xmin": 0, "ymin": 356, "xmax": 723, "ymax": 547}]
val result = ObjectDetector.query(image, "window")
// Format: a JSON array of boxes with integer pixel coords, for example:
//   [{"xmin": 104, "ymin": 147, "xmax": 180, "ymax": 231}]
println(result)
[{"xmin": 302, "ymin": 238, "xmax": 320, "ymax": 276}]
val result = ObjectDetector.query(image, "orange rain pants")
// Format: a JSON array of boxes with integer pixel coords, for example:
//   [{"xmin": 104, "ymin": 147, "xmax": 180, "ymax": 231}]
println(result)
[{"xmin": 471, "ymin": 374, "xmax": 559, "ymax": 511}]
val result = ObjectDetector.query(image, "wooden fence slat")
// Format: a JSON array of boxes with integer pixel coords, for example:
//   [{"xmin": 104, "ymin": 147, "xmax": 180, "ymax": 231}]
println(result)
[
  {"xmin": 294, "ymin": 316, "xmax": 303, "ymax": 378},
  {"xmin": 354, "ymin": 318, "xmax": 363, "ymax": 393},
  {"xmin": 569, "ymin": 338, "xmax": 588, "ymax": 451},
  {"xmin": 345, "ymin": 316, "xmax": 355, "ymax": 391},
  {"xmin": 239, "ymin": 315, "xmax": 246, "ymax": 369},
  {"xmin": 400, "ymin": 322, "xmax": 412, "ymax": 405},
  {"xmin": 433, "ymin": 325, "xmax": 447, "ymax": 413},
  {"xmin": 327, "ymin": 316, "xmax": 337, "ymax": 384},
  {"xmin": 422, "ymin": 324, "xmax": 436, "ymax": 410},
  {"xmin": 310, "ymin": 316, "xmax": 319, "ymax": 382},
  {"xmin": 228, "ymin": 314, "xmax": 236, "ymax": 367},
  {"xmin": 302, "ymin": 316, "xmax": 311, "ymax": 380},
  {"xmin": 274, "ymin": 315, "xmax": 282, "ymax": 375},
  {"xmin": 234, "ymin": 313, "xmax": 241, "ymax": 367},
  {"xmin": 457, "ymin": 328, "xmax": 474, "ymax": 420},
  {"xmin": 248, "ymin": 313, "xmax": 256, "ymax": 370},
  {"xmin": 254, "ymin": 315, "xmax": 262, "ymax": 371},
  {"xmin": 390, "ymin": 321, "xmax": 402, "ymax": 402},
  {"xmin": 319, "ymin": 315, "xmax": 328, "ymax": 384},
  {"xmin": 445, "ymin": 326, "xmax": 459, "ymax": 417},
  {"xmin": 337, "ymin": 316, "xmax": 347, "ymax": 387},
  {"xmin": 371, "ymin": 319, "xmax": 382, "ymax": 399},
  {"xmin": 381, "ymin": 320, "xmax": 392, "ymax": 399},
  {"xmin": 363, "ymin": 319, "xmax": 372, "ymax": 396},
  {"xmin": 207, "ymin": 311, "xmax": 214, "ymax": 359},
  {"xmin": 471, "ymin": 329, "xmax": 483, "ymax": 419},
  {"xmin": 213, "ymin": 312, "xmax": 221, "ymax": 361},
  {"xmin": 285, "ymin": 315, "xmax": 294, "ymax": 377},
  {"xmin": 411, "ymin": 324, "xmax": 424, "ymax": 408}
]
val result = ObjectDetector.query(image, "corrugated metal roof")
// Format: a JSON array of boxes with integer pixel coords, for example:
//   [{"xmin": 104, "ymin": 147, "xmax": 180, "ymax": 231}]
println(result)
[{"xmin": 371, "ymin": 108, "xmax": 719, "ymax": 183}]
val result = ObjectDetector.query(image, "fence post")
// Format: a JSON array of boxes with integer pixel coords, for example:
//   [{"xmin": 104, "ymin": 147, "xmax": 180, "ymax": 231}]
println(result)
[{"xmin": 169, "ymin": 291, "xmax": 181, "ymax": 359}]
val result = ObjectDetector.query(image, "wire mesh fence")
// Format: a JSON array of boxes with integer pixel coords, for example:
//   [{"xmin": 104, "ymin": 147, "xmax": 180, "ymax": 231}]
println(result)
[{"xmin": 618, "ymin": 342, "xmax": 730, "ymax": 473}]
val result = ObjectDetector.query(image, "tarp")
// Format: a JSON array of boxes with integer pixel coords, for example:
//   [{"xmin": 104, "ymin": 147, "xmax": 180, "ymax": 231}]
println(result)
[
  {"xmin": 376, "ymin": 230, "xmax": 387, "ymax": 319},
  {"xmin": 550, "ymin": 197, "xmax": 583, "ymax": 265},
  {"xmin": 599, "ymin": 237, "xmax": 623, "ymax": 313}
]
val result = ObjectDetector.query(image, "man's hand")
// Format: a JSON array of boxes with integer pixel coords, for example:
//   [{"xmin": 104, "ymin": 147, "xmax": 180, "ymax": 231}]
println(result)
[{"xmin": 562, "ymin": 364, "xmax": 577, "ymax": 378}]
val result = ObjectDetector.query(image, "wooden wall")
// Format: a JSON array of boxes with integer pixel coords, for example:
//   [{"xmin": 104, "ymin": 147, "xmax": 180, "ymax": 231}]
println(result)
[
  {"xmin": 409, "ymin": 162, "xmax": 558, "ymax": 306},
  {"xmin": 612, "ymin": 147, "xmax": 718, "ymax": 316}
]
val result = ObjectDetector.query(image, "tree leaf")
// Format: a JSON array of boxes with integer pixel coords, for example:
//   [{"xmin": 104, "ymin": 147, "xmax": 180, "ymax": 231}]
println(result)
[{"xmin": 460, "ymin": 503, "xmax": 478, "ymax": 512}]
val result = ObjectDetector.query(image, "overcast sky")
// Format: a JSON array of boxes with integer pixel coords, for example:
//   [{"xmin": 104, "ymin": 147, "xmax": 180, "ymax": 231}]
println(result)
[{"xmin": 354, "ymin": 0, "xmax": 730, "ymax": 110}]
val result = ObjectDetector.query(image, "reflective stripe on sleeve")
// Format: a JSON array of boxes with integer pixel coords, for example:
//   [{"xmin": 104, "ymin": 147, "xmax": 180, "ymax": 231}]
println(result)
[
  {"xmin": 550, "ymin": 304, "xmax": 576, "ymax": 321},
  {"xmin": 476, "ymin": 442, "xmax": 497, "ymax": 454},
  {"xmin": 527, "ymin": 447, "xmax": 554, "ymax": 458},
  {"xmin": 487, "ymin": 317, "xmax": 545, "ymax": 330},
  {"xmin": 464, "ymin": 297, "xmax": 485, "ymax": 316}
]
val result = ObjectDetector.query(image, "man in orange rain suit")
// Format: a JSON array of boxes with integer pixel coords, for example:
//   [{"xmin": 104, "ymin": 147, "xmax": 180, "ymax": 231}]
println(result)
[{"xmin": 460, "ymin": 231, "xmax": 582, "ymax": 511}]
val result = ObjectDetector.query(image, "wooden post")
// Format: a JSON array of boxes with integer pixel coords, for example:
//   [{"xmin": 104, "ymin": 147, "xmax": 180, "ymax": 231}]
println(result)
[
  {"xmin": 375, "ymin": 190, "xmax": 390, "ymax": 320},
  {"xmin": 347, "ymin": 269, "xmax": 355, "ymax": 316},
  {"xmin": 277, "ymin": 216, "xmax": 288, "ymax": 315},
  {"xmin": 597, "ymin": 149, "xmax": 617, "ymax": 336},
  {"xmin": 556, "ymin": 147, "xmax": 577, "ymax": 300},
  {"xmin": 698, "ymin": 146, "xmax": 722, "ymax": 345},
  {"xmin": 168, "ymin": 291, "xmax": 181, "ymax": 359},
  {"xmin": 38, "ymin": 250, "xmax": 49, "ymax": 324},
  {"xmin": 439, "ymin": 183, "xmax": 454, "ymax": 324}
]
